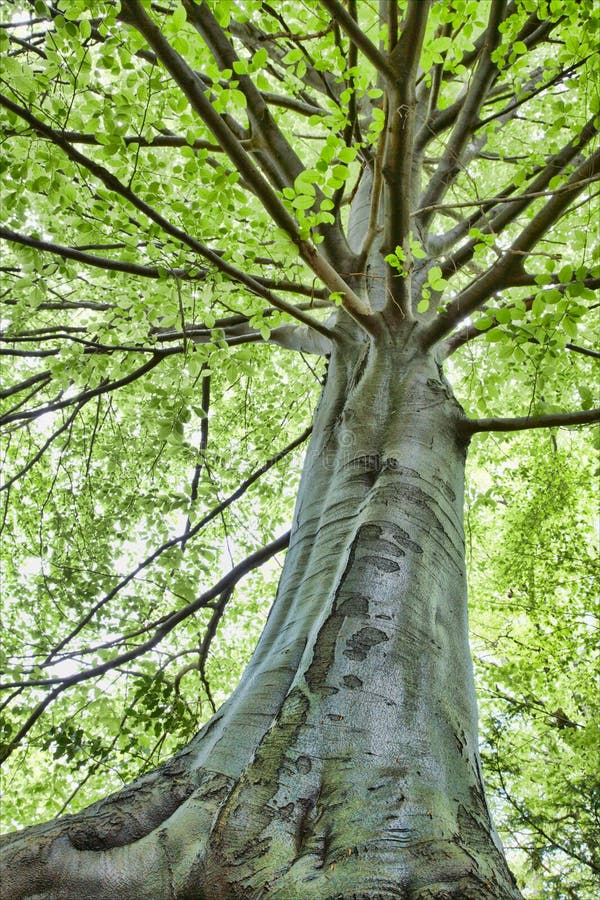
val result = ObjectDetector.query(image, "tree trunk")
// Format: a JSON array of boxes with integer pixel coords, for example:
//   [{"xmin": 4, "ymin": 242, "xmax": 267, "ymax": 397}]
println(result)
[{"xmin": 0, "ymin": 324, "xmax": 522, "ymax": 899}]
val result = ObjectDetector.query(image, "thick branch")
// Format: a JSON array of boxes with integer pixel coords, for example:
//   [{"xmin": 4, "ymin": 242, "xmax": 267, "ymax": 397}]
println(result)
[
  {"xmin": 0, "ymin": 227, "xmax": 205, "ymax": 280},
  {"xmin": 0, "ymin": 403, "xmax": 84, "ymax": 492},
  {"xmin": 13, "ymin": 129, "xmax": 222, "ymax": 152},
  {"xmin": 0, "ymin": 370, "xmax": 51, "ymax": 401},
  {"xmin": 0, "ymin": 353, "xmax": 170, "ymax": 426},
  {"xmin": 318, "ymin": 0, "xmax": 394, "ymax": 82},
  {"xmin": 477, "ymin": 56, "xmax": 589, "ymax": 131},
  {"xmin": 510, "ymin": 148, "xmax": 600, "ymax": 261},
  {"xmin": 415, "ymin": 9, "xmax": 555, "ymax": 155},
  {"xmin": 0, "ymin": 225, "xmax": 325, "ymax": 298},
  {"xmin": 183, "ymin": 1, "xmax": 303, "ymax": 188},
  {"xmin": 182, "ymin": 0, "xmax": 352, "ymax": 267},
  {"xmin": 382, "ymin": 0, "xmax": 431, "ymax": 318},
  {"xmin": 441, "ymin": 278, "xmax": 600, "ymax": 357},
  {"xmin": 465, "ymin": 408, "xmax": 600, "ymax": 435},
  {"xmin": 417, "ymin": 0, "xmax": 507, "ymax": 233},
  {"xmin": 229, "ymin": 19, "xmax": 339, "ymax": 106}
]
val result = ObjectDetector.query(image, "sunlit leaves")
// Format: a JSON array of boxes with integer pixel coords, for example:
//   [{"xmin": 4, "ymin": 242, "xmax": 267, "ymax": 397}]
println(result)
[{"xmin": 468, "ymin": 438, "xmax": 599, "ymax": 895}]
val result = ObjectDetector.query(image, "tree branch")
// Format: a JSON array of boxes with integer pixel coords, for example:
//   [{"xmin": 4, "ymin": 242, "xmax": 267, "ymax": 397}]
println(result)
[
  {"xmin": 464, "ymin": 408, "xmax": 600, "ymax": 435},
  {"xmin": 182, "ymin": 0, "xmax": 352, "ymax": 267},
  {"xmin": 509, "ymin": 148, "xmax": 600, "ymax": 262},
  {"xmin": 440, "ymin": 278, "xmax": 600, "ymax": 358},
  {"xmin": 6, "ymin": 128, "xmax": 222, "ymax": 152},
  {"xmin": 0, "ymin": 225, "xmax": 325, "ymax": 298},
  {"xmin": 0, "ymin": 353, "xmax": 170, "ymax": 426},
  {"xmin": 565, "ymin": 343, "xmax": 600, "ymax": 360},
  {"xmin": 182, "ymin": 372, "xmax": 210, "ymax": 551},
  {"xmin": 37, "ymin": 426, "xmax": 312, "ymax": 668},
  {"xmin": 0, "ymin": 403, "xmax": 84, "ymax": 492},
  {"xmin": 183, "ymin": 0, "xmax": 303, "ymax": 189},
  {"xmin": 0, "ymin": 371, "xmax": 51, "ymax": 401},
  {"xmin": 435, "ymin": 117, "xmax": 599, "ymax": 271},
  {"xmin": 229, "ymin": 17, "xmax": 339, "ymax": 104},
  {"xmin": 477, "ymin": 56, "xmax": 589, "ymax": 131}
]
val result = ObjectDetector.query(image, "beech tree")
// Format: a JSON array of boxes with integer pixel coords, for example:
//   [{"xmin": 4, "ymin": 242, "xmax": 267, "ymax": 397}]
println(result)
[{"xmin": 1, "ymin": 0, "xmax": 599, "ymax": 897}]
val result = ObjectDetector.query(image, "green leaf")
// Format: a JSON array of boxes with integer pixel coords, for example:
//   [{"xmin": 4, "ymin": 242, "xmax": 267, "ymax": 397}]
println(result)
[
  {"xmin": 486, "ymin": 328, "xmax": 505, "ymax": 342},
  {"xmin": 283, "ymin": 48, "xmax": 303, "ymax": 64},
  {"xmin": 532, "ymin": 293, "xmax": 545, "ymax": 317},
  {"xmin": 494, "ymin": 309, "xmax": 510, "ymax": 325},
  {"xmin": 171, "ymin": 5, "xmax": 186, "ymax": 29},
  {"xmin": 558, "ymin": 265, "xmax": 573, "ymax": 284},
  {"xmin": 427, "ymin": 266, "xmax": 448, "ymax": 291},
  {"xmin": 292, "ymin": 195, "xmax": 315, "ymax": 210}
]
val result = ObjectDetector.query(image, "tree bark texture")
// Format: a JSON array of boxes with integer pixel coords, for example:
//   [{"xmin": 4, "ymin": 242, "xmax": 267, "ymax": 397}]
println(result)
[{"xmin": 0, "ymin": 323, "xmax": 522, "ymax": 899}]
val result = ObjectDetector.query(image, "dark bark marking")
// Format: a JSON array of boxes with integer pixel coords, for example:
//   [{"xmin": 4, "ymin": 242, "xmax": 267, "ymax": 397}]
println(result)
[
  {"xmin": 305, "ymin": 615, "xmax": 344, "ymax": 694},
  {"xmin": 296, "ymin": 755, "xmax": 312, "ymax": 775},
  {"xmin": 380, "ymin": 460, "xmax": 422, "ymax": 479},
  {"xmin": 342, "ymin": 674, "xmax": 363, "ymax": 689},
  {"xmin": 231, "ymin": 836, "xmax": 272, "ymax": 864},
  {"xmin": 279, "ymin": 802, "xmax": 295, "ymax": 819},
  {"xmin": 348, "ymin": 343, "xmax": 370, "ymax": 390},
  {"xmin": 375, "ymin": 482, "xmax": 448, "ymax": 538},
  {"xmin": 385, "ymin": 523, "xmax": 424, "ymax": 555},
  {"xmin": 295, "ymin": 794, "xmax": 318, "ymax": 853},
  {"xmin": 361, "ymin": 554, "xmax": 401, "ymax": 572},
  {"xmin": 456, "ymin": 784, "xmax": 500, "ymax": 856},
  {"xmin": 359, "ymin": 522, "xmax": 385, "ymax": 541},
  {"xmin": 433, "ymin": 473, "xmax": 457, "ymax": 502},
  {"xmin": 338, "ymin": 594, "xmax": 369, "ymax": 617},
  {"xmin": 360, "ymin": 521, "xmax": 422, "ymax": 556},
  {"xmin": 319, "ymin": 824, "xmax": 333, "ymax": 868},
  {"xmin": 346, "ymin": 454, "xmax": 381, "ymax": 486},
  {"xmin": 305, "ymin": 534, "xmax": 361, "ymax": 693},
  {"xmin": 362, "ymin": 537, "xmax": 407, "ymax": 558},
  {"xmin": 386, "ymin": 825, "xmax": 416, "ymax": 845},
  {"xmin": 315, "ymin": 684, "xmax": 340, "ymax": 698},
  {"xmin": 324, "ymin": 894, "xmax": 407, "ymax": 900},
  {"xmin": 343, "ymin": 626, "xmax": 389, "ymax": 661}
]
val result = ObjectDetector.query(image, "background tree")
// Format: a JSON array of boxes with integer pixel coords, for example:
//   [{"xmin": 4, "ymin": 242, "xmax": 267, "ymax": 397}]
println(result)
[{"xmin": 0, "ymin": 0, "xmax": 598, "ymax": 898}]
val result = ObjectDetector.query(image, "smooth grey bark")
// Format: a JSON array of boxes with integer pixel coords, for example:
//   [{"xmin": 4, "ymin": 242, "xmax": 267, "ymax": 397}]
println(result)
[{"xmin": 0, "ymin": 320, "xmax": 522, "ymax": 899}]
